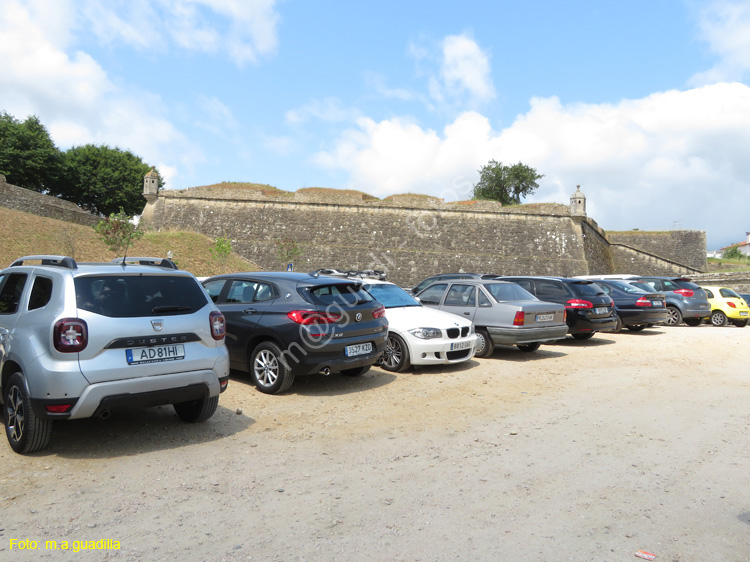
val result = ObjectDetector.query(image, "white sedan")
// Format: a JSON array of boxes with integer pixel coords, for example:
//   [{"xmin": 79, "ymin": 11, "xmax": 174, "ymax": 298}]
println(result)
[{"xmin": 360, "ymin": 279, "xmax": 477, "ymax": 372}]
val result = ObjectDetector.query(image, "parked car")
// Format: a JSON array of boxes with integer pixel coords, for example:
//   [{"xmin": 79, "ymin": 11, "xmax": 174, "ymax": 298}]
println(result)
[
  {"xmin": 633, "ymin": 276, "xmax": 710, "ymax": 326},
  {"xmin": 495, "ymin": 276, "xmax": 617, "ymax": 339},
  {"xmin": 575, "ymin": 278, "xmax": 669, "ymax": 332},
  {"xmin": 415, "ymin": 279, "xmax": 568, "ymax": 356},
  {"xmin": 701, "ymin": 286, "xmax": 750, "ymax": 327},
  {"xmin": 202, "ymin": 272, "xmax": 388, "ymax": 394},
  {"xmin": 319, "ymin": 271, "xmax": 476, "ymax": 372},
  {"xmin": 410, "ymin": 273, "xmax": 499, "ymax": 295},
  {"xmin": 1, "ymin": 255, "xmax": 229, "ymax": 454}
]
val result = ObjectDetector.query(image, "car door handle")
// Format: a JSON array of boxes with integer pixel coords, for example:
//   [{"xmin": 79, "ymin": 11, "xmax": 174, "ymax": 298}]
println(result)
[
  {"xmin": 463, "ymin": 312, "xmax": 470, "ymax": 316},
  {"xmin": 243, "ymin": 307, "xmax": 258, "ymax": 314}
]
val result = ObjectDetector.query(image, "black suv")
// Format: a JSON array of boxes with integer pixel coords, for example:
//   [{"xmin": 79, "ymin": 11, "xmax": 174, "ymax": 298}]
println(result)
[
  {"xmin": 632, "ymin": 276, "xmax": 710, "ymax": 326},
  {"xmin": 496, "ymin": 276, "xmax": 617, "ymax": 339},
  {"xmin": 202, "ymin": 272, "xmax": 388, "ymax": 394}
]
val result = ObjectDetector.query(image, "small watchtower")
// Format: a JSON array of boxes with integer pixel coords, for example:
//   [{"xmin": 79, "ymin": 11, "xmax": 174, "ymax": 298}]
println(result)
[
  {"xmin": 143, "ymin": 168, "xmax": 159, "ymax": 202},
  {"xmin": 570, "ymin": 185, "xmax": 586, "ymax": 217}
]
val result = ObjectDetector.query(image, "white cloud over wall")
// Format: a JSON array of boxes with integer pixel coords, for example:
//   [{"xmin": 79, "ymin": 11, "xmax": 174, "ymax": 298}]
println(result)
[{"xmin": 691, "ymin": 0, "xmax": 750, "ymax": 85}]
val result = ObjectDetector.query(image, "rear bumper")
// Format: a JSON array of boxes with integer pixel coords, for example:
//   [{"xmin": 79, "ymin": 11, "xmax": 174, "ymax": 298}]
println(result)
[
  {"xmin": 618, "ymin": 308, "xmax": 670, "ymax": 326},
  {"xmin": 487, "ymin": 325, "xmax": 568, "ymax": 345},
  {"xmin": 287, "ymin": 332, "xmax": 388, "ymax": 375},
  {"xmin": 568, "ymin": 313, "xmax": 618, "ymax": 334}
]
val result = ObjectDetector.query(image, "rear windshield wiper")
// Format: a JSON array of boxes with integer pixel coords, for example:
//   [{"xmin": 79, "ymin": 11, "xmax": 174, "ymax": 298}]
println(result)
[{"xmin": 152, "ymin": 305, "xmax": 193, "ymax": 313}]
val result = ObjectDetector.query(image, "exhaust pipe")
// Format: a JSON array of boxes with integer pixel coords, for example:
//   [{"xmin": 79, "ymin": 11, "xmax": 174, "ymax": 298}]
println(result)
[
  {"xmin": 98, "ymin": 409, "xmax": 111, "ymax": 420},
  {"xmin": 321, "ymin": 367, "xmax": 331, "ymax": 376}
]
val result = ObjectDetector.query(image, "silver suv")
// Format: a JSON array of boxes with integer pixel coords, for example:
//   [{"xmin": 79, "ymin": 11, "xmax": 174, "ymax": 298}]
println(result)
[{"xmin": 1, "ymin": 256, "xmax": 230, "ymax": 454}]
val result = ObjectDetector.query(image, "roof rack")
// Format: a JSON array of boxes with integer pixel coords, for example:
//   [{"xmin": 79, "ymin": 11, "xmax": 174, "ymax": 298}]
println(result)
[
  {"xmin": 110, "ymin": 257, "xmax": 179, "ymax": 269},
  {"xmin": 10, "ymin": 255, "xmax": 78, "ymax": 269},
  {"xmin": 311, "ymin": 268, "xmax": 387, "ymax": 281}
]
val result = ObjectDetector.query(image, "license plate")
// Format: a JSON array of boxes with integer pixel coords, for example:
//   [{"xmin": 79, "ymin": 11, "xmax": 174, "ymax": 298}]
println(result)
[
  {"xmin": 345, "ymin": 342, "xmax": 373, "ymax": 357},
  {"xmin": 653, "ymin": 300, "xmax": 662, "ymax": 306},
  {"xmin": 450, "ymin": 341, "xmax": 472, "ymax": 351},
  {"xmin": 535, "ymin": 314, "xmax": 554, "ymax": 322},
  {"xmin": 594, "ymin": 307, "xmax": 609, "ymax": 315},
  {"xmin": 126, "ymin": 344, "xmax": 185, "ymax": 365},
  {"xmin": 741, "ymin": 312, "xmax": 749, "ymax": 317}
]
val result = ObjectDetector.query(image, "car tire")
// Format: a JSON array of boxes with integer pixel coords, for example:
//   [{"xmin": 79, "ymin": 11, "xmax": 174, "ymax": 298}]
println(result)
[
  {"xmin": 517, "ymin": 342, "xmax": 541, "ymax": 352},
  {"xmin": 250, "ymin": 342, "xmax": 295, "ymax": 394},
  {"xmin": 683, "ymin": 318, "xmax": 702, "ymax": 326},
  {"xmin": 173, "ymin": 395, "xmax": 219, "ymax": 423},
  {"xmin": 379, "ymin": 333, "xmax": 410, "ymax": 372},
  {"xmin": 626, "ymin": 324, "xmax": 647, "ymax": 332},
  {"xmin": 710, "ymin": 310, "xmax": 727, "ymax": 327},
  {"xmin": 612, "ymin": 314, "xmax": 623, "ymax": 333},
  {"xmin": 341, "ymin": 366, "xmax": 371, "ymax": 377},
  {"xmin": 572, "ymin": 332, "xmax": 595, "ymax": 340},
  {"xmin": 731, "ymin": 319, "xmax": 748, "ymax": 327},
  {"xmin": 3, "ymin": 372, "xmax": 53, "ymax": 454},
  {"xmin": 665, "ymin": 306, "xmax": 682, "ymax": 326},
  {"xmin": 474, "ymin": 329, "xmax": 495, "ymax": 358}
]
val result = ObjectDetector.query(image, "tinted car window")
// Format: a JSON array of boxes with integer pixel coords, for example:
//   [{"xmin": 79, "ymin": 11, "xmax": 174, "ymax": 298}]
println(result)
[
  {"xmin": 568, "ymin": 281, "xmax": 605, "ymax": 296},
  {"xmin": 536, "ymin": 280, "xmax": 568, "ymax": 299},
  {"xmin": 417, "ymin": 283, "xmax": 448, "ymax": 305},
  {"xmin": 720, "ymin": 288, "xmax": 740, "ymax": 298},
  {"xmin": 485, "ymin": 283, "xmax": 536, "ymax": 302},
  {"xmin": 364, "ymin": 284, "xmax": 420, "ymax": 308},
  {"xmin": 305, "ymin": 283, "xmax": 374, "ymax": 306},
  {"xmin": 76, "ymin": 275, "xmax": 208, "ymax": 317},
  {"xmin": 0, "ymin": 273, "xmax": 27, "ymax": 314},
  {"xmin": 704, "ymin": 288, "xmax": 715, "ymax": 298},
  {"xmin": 676, "ymin": 280, "xmax": 702, "ymax": 290},
  {"xmin": 28, "ymin": 276, "xmax": 53, "ymax": 310},
  {"xmin": 202, "ymin": 279, "xmax": 226, "ymax": 303}
]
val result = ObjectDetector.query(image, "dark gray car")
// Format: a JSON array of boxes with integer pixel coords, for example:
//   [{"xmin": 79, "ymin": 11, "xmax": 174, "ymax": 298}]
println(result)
[
  {"xmin": 634, "ymin": 276, "xmax": 710, "ymax": 326},
  {"xmin": 416, "ymin": 280, "xmax": 568, "ymax": 357}
]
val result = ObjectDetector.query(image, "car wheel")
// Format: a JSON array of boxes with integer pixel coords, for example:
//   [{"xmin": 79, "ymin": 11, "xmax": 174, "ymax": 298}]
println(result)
[
  {"xmin": 379, "ymin": 333, "xmax": 410, "ymax": 372},
  {"xmin": 517, "ymin": 342, "xmax": 541, "ymax": 352},
  {"xmin": 626, "ymin": 324, "xmax": 647, "ymax": 332},
  {"xmin": 341, "ymin": 366, "xmax": 371, "ymax": 377},
  {"xmin": 572, "ymin": 332, "xmax": 595, "ymax": 340},
  {"xmin": 731, "ymin": 319, "xmax": 748, "ymax": 327},
  {"xmin": 683, "ymin": 318, "xmax": 702, "ymax": 326},
  {"xmin": 665, "ymin": 306, "xmax": 682, "ymax": 326},
  {"xmin": 173, "ymin": 395, "xmax": 219, "ymax": 423},
  {"xmin": 250, "ymin": 342, "xmax": 295, "ymax": 394},
  {"xmin": 474, "ymin": 329, "xmax": 495, "ymax": 358},
  {"xmin": 710, "ymin": 310, "xmax": 727, "ymax": 327},
  {"xmin": 3, "ymin": 372, "xmax": 53, "ymax": 454},
  {"xmin": 612, "ymin": 314, "xmax": 623, "ymax": 333}
]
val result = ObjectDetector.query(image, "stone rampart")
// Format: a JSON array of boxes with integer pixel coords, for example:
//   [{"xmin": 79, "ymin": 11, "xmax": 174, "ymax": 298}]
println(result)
[
  {"xmin": 0, "ymin": 176, "xmax": 99, "ymax": 227},
  {"xmin": 607, "ymin": 230, "xmax": 706, "ymax": 271}
]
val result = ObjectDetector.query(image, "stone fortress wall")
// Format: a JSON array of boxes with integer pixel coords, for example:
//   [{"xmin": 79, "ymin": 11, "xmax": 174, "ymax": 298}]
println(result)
[
  {"xmin": 0, "ymin": 175, "xmax": 99, "ymax": 227},
  {"xmin": 140, "ymin": 180, "xmax": 707, "ymax": 287}
]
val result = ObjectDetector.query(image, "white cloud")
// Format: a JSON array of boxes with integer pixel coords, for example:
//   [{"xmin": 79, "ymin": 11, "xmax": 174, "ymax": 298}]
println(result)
[
  {"xmin": 314, "ymin": 83, "xmax": 750, "ymax": 249},
  {"xmin": 439, "ymin": 34, "xmax": 496, "ymax": 104},
  {"xmin": 690, "ymin": 0, "xmax": 750, "ymax": 85}
]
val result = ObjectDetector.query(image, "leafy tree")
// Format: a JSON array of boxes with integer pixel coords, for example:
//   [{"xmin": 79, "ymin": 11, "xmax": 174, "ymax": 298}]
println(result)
[
  {"xmin": 0, "ymin": 112, "xmax": 63, "ymax": 192},
  {"xmin": 722, "ymin": 244, "xmax": 744, "ymax": 260},
  {"xmin": 94, "ymin": 210, "xmax": 145, "ymax": 256},
  {"xmin": 211, "ymin": 236, "xmax": 233, "ymax": 269},
  {"xmin": 472, "ymin": 160, "xmax": 544, "ymax": 205},
  {"xmin": 57, "ymin": 144, "xmax": 161, "ymax": 216}
]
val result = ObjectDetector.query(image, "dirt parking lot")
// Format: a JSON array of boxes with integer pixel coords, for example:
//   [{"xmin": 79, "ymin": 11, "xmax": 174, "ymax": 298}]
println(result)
[{"xmin": 1, "ymin": 325, "xmax": 749, "ymax": 561}]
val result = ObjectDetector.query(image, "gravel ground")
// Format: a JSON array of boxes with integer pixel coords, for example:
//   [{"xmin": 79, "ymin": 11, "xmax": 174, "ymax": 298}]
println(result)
[{"xmin": 1, "ymin": 325, "xmax": 749, "ymax": 561}]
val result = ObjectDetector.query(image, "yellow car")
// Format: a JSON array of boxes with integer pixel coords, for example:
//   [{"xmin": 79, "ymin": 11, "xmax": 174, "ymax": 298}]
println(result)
[{"xmin": 702, "ymin": 285, "xmax": 750, "ymax": 327}]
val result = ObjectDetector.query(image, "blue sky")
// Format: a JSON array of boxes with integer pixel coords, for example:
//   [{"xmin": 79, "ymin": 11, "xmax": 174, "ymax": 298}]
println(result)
[{"xmin": 2, "ymin": 1, "xmax": 750, "ymax": 251}]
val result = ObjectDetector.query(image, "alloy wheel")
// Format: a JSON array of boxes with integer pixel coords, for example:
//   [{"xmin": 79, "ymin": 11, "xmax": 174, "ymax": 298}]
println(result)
[{"xmin": 254, "ymin": 350, "xmax": 280, "ymax": 387}]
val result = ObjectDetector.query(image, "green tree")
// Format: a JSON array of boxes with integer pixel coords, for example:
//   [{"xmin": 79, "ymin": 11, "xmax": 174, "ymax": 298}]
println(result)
[
  {"xmin": 57, "ymin": 144, "xmax": 161, "ymax": 216},
  {"xmin": 472, "ymin": 160, "xmax": 544, "ymax": 205},
  {"xmin": 722, "ymin": 244, "xmax": 744, "ymax": 260},
  {"xmin": 211, "ymin": 236, "xmax": 232, "ymax": 269},
  {"xmin": 94, "ymin": 210, "xmax": 145, "ymax": 256},
  {"xmin": 0, "ymin": 112, "xmax": 63, "ymax": 192}
]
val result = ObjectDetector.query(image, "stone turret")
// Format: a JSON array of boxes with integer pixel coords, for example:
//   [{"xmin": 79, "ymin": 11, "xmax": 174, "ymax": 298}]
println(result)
[
  {"xmin": 570, "ymin": 185, "xmax": 586, "ymax": 217},
  {"xmin": 143, "ymin": 169, "xmax": 159, "ymax": 202}
]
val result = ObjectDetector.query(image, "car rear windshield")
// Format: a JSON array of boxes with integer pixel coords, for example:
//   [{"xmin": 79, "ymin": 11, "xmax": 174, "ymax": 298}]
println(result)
[
  {"xmin": 364, "ymin": 283, "xmax": 419, "ymax": 308},
  {"xmin": 675, "ymin": 280, "xmax": 702, "ymax": 290},
  {"xmin": 76, "ymin": 275, "xmax": 209, "ymax": 317},
  {"xmin": 304, "ymin": 283, "xmax": 375, "ymax": 307},
  {"xmin": 569, "ymin": 281, "xmax": 606, "ymax": 296},
  {"xmin": 484, "ymin": 282, "xmax": 536, "ymax": 302}
]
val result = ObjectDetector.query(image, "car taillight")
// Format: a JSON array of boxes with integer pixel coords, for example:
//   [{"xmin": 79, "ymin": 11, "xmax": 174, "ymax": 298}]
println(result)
[
  {"xmin": 635, "ymin": 297, "xmax": 652, "ymax": 307},
  {"xmin": 287, "ymin": 310, "xmax": 342, "ymax": 325},
  {"xmin": 210, "ymin": 311, "xmax": 226, "ymax": 340},
  {"xmin": 674, "ymin": 288, "xmax": 694, "ymax": 297},
  {"xmin": 53, "ymin": 318, "xmax": 88, "ymax": 353},
  {"xmin": 373, "ymin": 305, "xmax": 386, "ymax": 319},
  {"xmin": 727, "ymin": 301, "xmax": 737, "ymax": 309},
  {"xmin": 513, "ymin": 311, "xmax": 525, "ymax": 326},
  {"xmin": 46, "ymin": 404, "xmax": 72, "ymax": 414},
  {"xmin": 566, "ymin": 299, "xmax": 593, "ymax": 309}
]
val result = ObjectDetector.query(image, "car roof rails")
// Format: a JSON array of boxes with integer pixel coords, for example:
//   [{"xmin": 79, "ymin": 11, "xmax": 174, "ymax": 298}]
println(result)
[
  {"xmin": 10, "ymin": 255, "xmax": 78, "ymax": 269},
  {"xmin": 312, "ymin": 268, "xmax": 387, "ymax": 281},
  {"xmin": 110, "ymin": 257, "xmax": 179, "ymax": 269}
]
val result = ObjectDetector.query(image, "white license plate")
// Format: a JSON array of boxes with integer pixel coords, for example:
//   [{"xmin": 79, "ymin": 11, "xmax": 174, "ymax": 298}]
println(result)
[
  {"xmin": 450, "ymin": 340, "xmax": 472, "ymax": 351},
  {"xmin": 535, "ymin": 314, "xmax": 554, "ymax": 322},
  {"xmin": 653, "ymin": 300, "xmax": 663, "ymax": 306},
  {"xmin": 741, "ymin": 312, "xmax": 749, "ymax": 317},
  {"xmin": 345, "ymin": 342, "xmax": 373, "ymax": 357},
  {"xmin": 126, "ymin": 344, "xmax": 185, "ymax": 365},
  {"xmin": 594, "ymin": 307, "xmax": 609, "ymax": 315}
]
